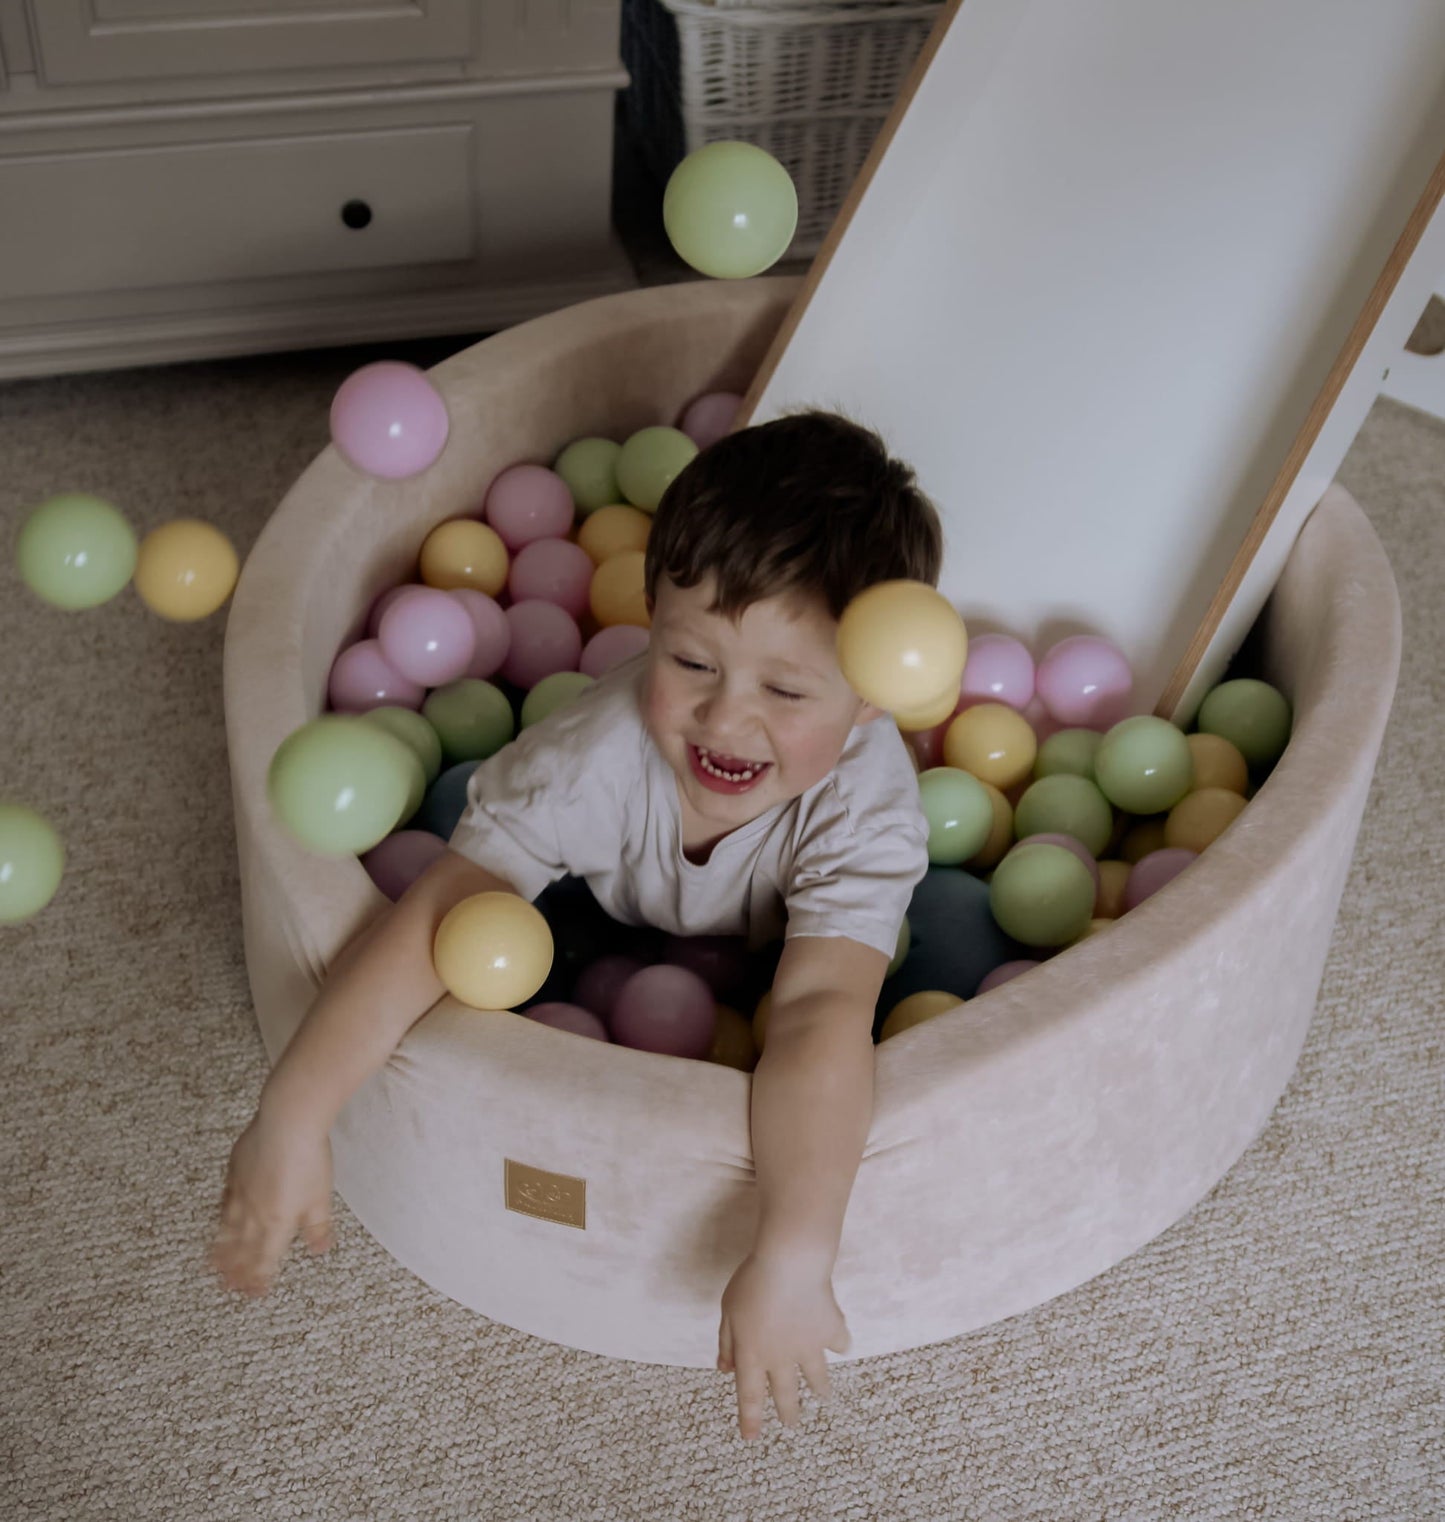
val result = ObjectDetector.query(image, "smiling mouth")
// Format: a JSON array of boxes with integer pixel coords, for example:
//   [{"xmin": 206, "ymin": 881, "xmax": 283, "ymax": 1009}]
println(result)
[{"xmin": 689, "ymin": 744, "xmax": 772, "ymax": 794}]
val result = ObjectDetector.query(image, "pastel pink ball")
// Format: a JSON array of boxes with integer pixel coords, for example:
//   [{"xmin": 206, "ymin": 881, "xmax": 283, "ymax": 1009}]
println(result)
[
  {"xmin": 1035, "ymin": 635, "xmax": 1134, "ymax": 728},
  {"xmin": 525, "ymin": 1002, "xmax": 611, "ymax": 1041},
  {"xmin": 377, "ymin": 585, "xmax": 477, "ymax": 687},
  {"xmin": 366, "ymin": 584, "xmax": 409, "ymax": 638},
  {"xmin": 580, "ymin": 623, "xmax": 650, "ymax": 679},
  {"xmin": 483, "ymin": 463, "xmax": 576, "ymax": 550},
  {"xmin": 610, "ymin": 964, "xmax": 717, "ymax": 1058},
  {"xmin": 909, "ymin": 703, "xmax": 963, "ymax": 770},
  {"xmin": 500, "ymin": 599, "xmax": 582, "ymax": 689},
  {"xmin": 660, "ymin": 933, "xmax": 752, "ymax": 1000},
  {"xmin": 677, "ymin": 391, "xmax": 742, "ymax": 450},
  {"xmin": 961, "ymin": 633, "xmax": 1035, "ymax": 710},
  {"xmin": 449, "ymin": 588, "xmax": 511, "ymax": 680},
  {"xmin": 976, "ymin": 959, "xmax": 1041, "ymax": 995},
  {"xmin": 329, "ymin": 361, "xmax": 449, "ymax": 480},
  {"xmin": 507, "ymin": 537, "xmax": 595, "ymax": 621},
  {"xmin": 1124, "ymin": 847, "xmax": 1198, "ymax": 911},
  {"xmin": 1020, "ymin": 694, "xmax": 1062, "ymax": 745},
  {"xmin": 572, "ymin": 954, "xmax": 646, "ymax": 1021},
  {"xmin": 328, "ymin": 638, "xmax": 425, "ymax": 712},
  {"xmin": 360, "ymin": 830, "xmax": 449, "ymax": 901}
]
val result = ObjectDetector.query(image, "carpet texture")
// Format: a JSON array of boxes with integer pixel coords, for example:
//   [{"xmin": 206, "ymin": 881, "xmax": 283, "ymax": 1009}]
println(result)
[{"xmin": 1, "ymin": 344, "xmax": 1441, "ymax": 1521}]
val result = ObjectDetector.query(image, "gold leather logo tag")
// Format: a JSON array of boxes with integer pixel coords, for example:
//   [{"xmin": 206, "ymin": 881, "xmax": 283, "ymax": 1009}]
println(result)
[{"xmin": 504, "ymin": 1160, "xmax": 586, "ymax": 1229}]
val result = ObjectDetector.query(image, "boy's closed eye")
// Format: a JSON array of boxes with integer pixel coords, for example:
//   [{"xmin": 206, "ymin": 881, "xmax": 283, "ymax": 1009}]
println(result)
[{"xmin": 670, "ymin": 653, "xmax": 809, "ymax": 703}]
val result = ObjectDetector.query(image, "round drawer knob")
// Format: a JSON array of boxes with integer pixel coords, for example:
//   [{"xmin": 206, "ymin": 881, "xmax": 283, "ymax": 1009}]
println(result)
[{"xmin": 341, "ymin": 199, "xmax": 373, "ymax": 230}]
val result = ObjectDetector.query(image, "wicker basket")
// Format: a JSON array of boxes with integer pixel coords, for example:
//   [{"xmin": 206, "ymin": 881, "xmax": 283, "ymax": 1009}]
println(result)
[{"xmin": 620, "ymin": 0, "xmax": 944, "ymax": 258}]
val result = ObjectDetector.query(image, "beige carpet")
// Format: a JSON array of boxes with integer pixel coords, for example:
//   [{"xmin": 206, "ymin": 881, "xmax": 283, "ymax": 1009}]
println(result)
[{"xmin": 2, "ymin": 340, "xmax": 1442, "ymax": 1521}]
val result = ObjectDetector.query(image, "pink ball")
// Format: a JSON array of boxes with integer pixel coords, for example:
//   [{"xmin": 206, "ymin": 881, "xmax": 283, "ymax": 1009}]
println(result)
[
  {"xmin": 1020, "ymin": 694, "xmax": 1062, "ymax": 745},
  {"xmin": 449, "ymin": 588, "xmax": 511, "ymax": 680},
  {"xmin": 366, "ymin": 584, "xmax": 409, "ymax": 638},
  {"xmin": 328, "ymin": 638, "xmax": 425, "ymax": 712},
  {"xmin": 580, "ymin": 624, "xmax": 650, "ymax": 679},
  {"xmin": 483, "ymin": 463, "xmax": 576, "ymax": 550},
  {"xmin": 525, "ymin": 1002, "xmax": 611, "ymax": 1042},
  {"xmin": 500, "ymin": 600, "xmax": 582, "ymax": 689},
  {"xmin": 660, "ymin": 934, "xmax": 752, "ymax": 1001},
  {"xmin": 976, "ymin": 959, "xmax": 1041, "ymax": 995},
  {"xmin": 610, "ymin": 964, "xmax": 717, "ymax": 1059},
  {"xmin": 1123, "ymin": 848, "xmax": 1198, "ymax": 912},
  {"xmin": 1015, "ymin": 833, "xmax": 1101, "ymax": 894},
  {"xmin": 360, "ymin": 830, "xmax": 449, "ymax": 901},
  {"xmin": 377, "ymin": 585, "xmax": 477, "ymax": 687},
  {"xmin": 909, "ymin": 703, "xmax": 963, "ymax": 770},
  {"xmin": 1035, "ymin": 635, "xmax": 1134, "ymax": 728},
  {"xmin": 329, "ymin": 361, "xmax": 449, "ymax": 480},
  {"xmin": 677, "ymin": 391, "xmax": 743, "ymax": 450},
  {"xmin": 960, "ymin": 633, "xmax": 1035, "ymax": 710},
  {"xmin": 507, "ymin": 537, "xmax": 595, "ymax": 622},
  {"xmin": 572, "ymin": 954, "xmax": 646, "ymax": 1021}
]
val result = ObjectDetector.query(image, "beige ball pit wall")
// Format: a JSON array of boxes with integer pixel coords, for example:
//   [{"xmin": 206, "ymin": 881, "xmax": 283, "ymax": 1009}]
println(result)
[{"xmin": 223, "ymin": 277, "xmax": 1401, "ymax": 1368}]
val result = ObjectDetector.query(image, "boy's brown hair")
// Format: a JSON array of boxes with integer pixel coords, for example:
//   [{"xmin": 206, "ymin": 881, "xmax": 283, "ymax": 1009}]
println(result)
[{"xmin": 644, "ymin": 409, "xmax": 943, "ymax": 621}]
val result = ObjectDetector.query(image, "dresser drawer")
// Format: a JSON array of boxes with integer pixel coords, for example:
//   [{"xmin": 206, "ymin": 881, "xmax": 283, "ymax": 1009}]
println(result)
[{"xmin": 0, "ymin": 121, "xmax": 475, "ymax": 300}]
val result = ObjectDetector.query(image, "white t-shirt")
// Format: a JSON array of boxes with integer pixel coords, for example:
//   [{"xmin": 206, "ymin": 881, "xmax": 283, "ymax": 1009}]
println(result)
[{"xmin": 447, "ymin": 657, "xmax": 929, "ymax": 958}]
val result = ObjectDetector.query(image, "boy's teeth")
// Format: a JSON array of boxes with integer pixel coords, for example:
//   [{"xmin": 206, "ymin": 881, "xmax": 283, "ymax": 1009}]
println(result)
[{"xmin": 698, "ymin": 746, "xmax": 764, "ymax": 782}]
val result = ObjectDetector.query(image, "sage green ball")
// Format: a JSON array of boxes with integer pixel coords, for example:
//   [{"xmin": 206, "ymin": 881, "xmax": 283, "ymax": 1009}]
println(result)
[
  {"xmin": 1035, "ymin": 728, "xmax": 1103, "ymax": 781},
  {"xmin": 16, "ymin": 493, "xmax": 138, "ymax": 609},
  {"xmin": 423, "ymin": 679, "xmax": 516, "ymax": 764},
  {"xmin": 1012, "ymin": 774, "xmax": 1113, "ymax": 857},
  {"xmin": 361, "ymin": 705, "xmax": 443, "ymax": 785},
  {"xmin": 918, "ymin": 767, "xmax": 995, "ymax": 866},
  {"xmin": 887, "ymin": 917, "xmax": 911, "ymax": 977},
  {"xmin": 1093, "ymin": 715, "xmax": 1194, "ymax": 815},
  {"xmin": 553, "ymin": 437, "xmax": 622, "ymax": 514},
  {"xmin": 989, "ymin": 842, "xmax": 1096, "ymax": 947},
  {"xmin": 1196, "ymin": 678, "xmax": 1292, "ymax": 771},
  {"xmin": 521, "ymin": 671, "xmax": 595, "ymax": 729},
  {"xmin": 267, "ymin": 717, "xmax": 416, "ymax": 856},
  {"xmin": 615, "ymin": 426, "xmax": 698, "ymax": 514},
  {"xmin": 0, "ymin": 802, "xmax": 65, "ymax": 924}
]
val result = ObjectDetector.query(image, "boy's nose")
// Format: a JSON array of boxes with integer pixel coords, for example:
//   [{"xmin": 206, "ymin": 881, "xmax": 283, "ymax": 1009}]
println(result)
[{"xmin": 696, "ymin": 686, "xmax": 753, "ymax": 735}]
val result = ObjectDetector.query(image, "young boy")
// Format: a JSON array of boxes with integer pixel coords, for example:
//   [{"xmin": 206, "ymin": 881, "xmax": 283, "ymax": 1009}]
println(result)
[{"xmin": 211, "ymin": 409, "xmax": 944, "ymax": 1442}]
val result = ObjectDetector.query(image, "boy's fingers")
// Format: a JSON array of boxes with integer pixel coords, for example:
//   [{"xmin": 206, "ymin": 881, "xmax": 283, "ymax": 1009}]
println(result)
[
  {"xmin": 734, "ymin": 1357, "xmax": 769, "ymax": 1441},
  {"xmin": 717, "ymin": 1317, "xmax": 734, "ymax": 1373},
  {"xmin": 770, "ymin": 1366, "xmax": 802, "ymax": 1429},
  {"xmin": 801, "ymin": 1353, "xmax": 833, "ymax": 1404},
  {"xmin": 301, "ymin": 1213, "xmax": 334, "ymax": 1255}
]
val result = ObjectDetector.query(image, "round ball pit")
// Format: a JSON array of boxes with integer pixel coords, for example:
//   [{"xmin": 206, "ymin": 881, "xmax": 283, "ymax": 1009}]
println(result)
[{"xmin": 223, "ymin": 277, "xmax": 1402, "ymax": 1368}]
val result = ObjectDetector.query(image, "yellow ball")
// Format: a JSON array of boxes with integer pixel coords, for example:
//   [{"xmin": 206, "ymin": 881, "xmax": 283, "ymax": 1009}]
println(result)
[
  {"xmin": 708, "ymin": 1004, "xmax": 758, "ymax": 1072},
  {"xmin": 752, "ymin": 990, "xmax": 772, "ymax": 1051},
  {"xmin": 589, "ymin": 549, "xmax": 650, "ymax": 628},
  {"xmin": 836, "ymin": 581, "xmax": 967, "ymax": 713},
  {"xmin": 432, "ymin": 891, "xmax": 553, "ymax": 1010},
  {"xmin": 880, "ymin": 989, "xmax": 960, "ymax": 1042},
  {"xmin": 1094, "ymin": 859, "xmax": 1131, "ymax": 918},
  {"xmin": 1164, "ymin": 786, "xmax": 1248, "ymax": 853},
  {"xmin": 942, "ymin": 702, "xmax": 1038, "ymax": 791},
  {"xmin": 1186, "ymin": 732, "xmax": 1249, "ymax": 796},
  {"xmin": 419, "ymin": 519, "xmax": 509, "ymax": 596},
  {"xmin": 894, "ymin": 687, "xmax": 962, "ymax": 733},
  {"xmin": 576, "ymin": 504, "xmax": 652, "ymax": 565},
  {"xmin": 965, "ymin": 781, "xmax": 1015, "ymax": 870},
  {"xmin": 132, "ymin": 518, "xmax": 239, "ymax": 621},
  {"xmin": 1071, "ymin": 917, "xmax": 1114, "ymax": 944},
  {"xmin": 1119, "ymin": 818, "xmax": 1168, "ymax": 864}
]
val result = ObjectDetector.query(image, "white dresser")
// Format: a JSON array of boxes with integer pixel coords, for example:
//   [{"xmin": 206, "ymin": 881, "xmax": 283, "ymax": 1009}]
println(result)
[{"xmin": 0, "ymin": 0, "xmax": 637, "ymax": 378}]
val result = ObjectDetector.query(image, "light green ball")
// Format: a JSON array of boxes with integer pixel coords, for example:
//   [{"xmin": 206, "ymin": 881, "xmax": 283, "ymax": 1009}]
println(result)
[
  {"xmin": 1013, "ymin": 774, "xmax": 1113, "ymax": 857},
  {"xmin": 16, "ymin": 493, "xmax": 138, "ymax": 609},
  {"xmin": 615, "ymin": 426, "xmax": 699, "ymax": 514},
  {"xmin": 1196, "ymin": 679, "xmax": 1292, "ymax": 771},
  {"xmin": 422, "ymin": 679, "xmax": 515, "ymax": 764},
  {"xmin": 1093, "ymin": 715, "xmax": 1194, "ymax": 815},
  {"xmin": 663, "ymin": 141, "xmax": 799, "ymax": 280},
  {"xmin": 989, "ymin": 841, "xmax": 1096, "ymax": 947},
  {"xmin": 1035, "ymin": 728, "xmax": 1103, "ymax": 781},
  {"xmin": 267, "ymin": 717, "xmax": 416, "ymax": 857},
  {"xmin": 554, "ymin": 437, "xmax": 622, "ymax": 514},
  {"xmin": 887, "ymin": 917, "xmax": 911, "ymax": 978},
  {"xmin": 361, "ymin": 705, "xmax": 442, "ymax": 785},
  {"xmin": 521, "ymin": 671, "xmax": 595, "ymax": 730},
  {"xmin": 0, "ymin": 803, "xmax": 65, "ymax": 924},
  {"xmin": 918, "ymin": 767, "xmax": 995, "ymax": 866}
]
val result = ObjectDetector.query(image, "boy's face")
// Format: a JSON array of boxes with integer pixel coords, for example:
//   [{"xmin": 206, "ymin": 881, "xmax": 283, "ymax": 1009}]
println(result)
[{"xmin": 643, "ymin": 575, "xmax": 883, "ymax": 847}]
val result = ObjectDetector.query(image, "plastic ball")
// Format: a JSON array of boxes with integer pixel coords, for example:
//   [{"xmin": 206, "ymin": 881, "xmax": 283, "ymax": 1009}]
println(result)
[
  {"xmin": 500, "ymin": 600, "xmax": 583, "ymax": 688},
  {"xmin": 525, "ymin": 1002, "xmax": 611, "ymax": 1042},
  {"xmin": 360, "ymin": 706, "xmax": 443, "ymax": 786},
  {"xmin": 965, "ymin": 781, "xmax": 1015, "ymax": 870},
  {"xmin": 1123, "ymin": 847, "xmax": 1198, "ymax": 911},
  {"xmin": 663, "ymin": 141, "xmax": 799, "ymax": 280},
  {"xmin": 880, "ymin": 990, "xmax": 960, "ymax": 1042},
  {"xmin": 449, "ymin": 588, "xmax": 512, "ymax": 680},
  {"xmin": 1119, "ymin": 817, "xmax": 1168, "ymax": 864},
  {"xmin": 836, "ymin": 581, "xmax": 968, "ymax": 714},
  {"xmin": 366, "ymin": 584, "xmax": 409, "ymax": 638},
  {"xmin": 507, "ymin": 537, "xmax": 595, "ymax": 621},
  {"xmin": 418, "ymin": 519, "xmax": 509, "ymax": 597},
  {"xmin": 887, "ymin": 919, "xmax": 911, "ymax": 977},
  {"xmin": 610, "ymin": 964, "xmax": 718, "ymax": 1058},
  {"xmin": 422, "ymin": 679, "xmax": 515, "ymax": 765},
  {"xmin": 16, "ymin": 493, "xmax": 137, "ymax": 610},
  {"xmin": 1035, "ymin": 635, "xmax": 1134, "ymax": 727},
  {"xmin": 1185, "ymin": 731, "xmax": 1249, "ymax": 796},
  {"xmin": 917, "ymin": 767, "xmax": 995, "ymax": 865},
  {"xmin": 573, "ymin": 954, "xmax": 647, "ymax": 1022},
  {"xmin": 1196, "ymin": 678, "xmax": 1292, "ymax": 772},
  {"xmin": 580, "ymin": 623, "xmax": 649, "ymax": 678},
  {"xmin": 678, "ymin": 391, "xmax": 743, "ymax": 449},
  {"xmin": 894, "ymin": 686, "xmax": 964, "ymax": 733},
  {"xmin": 1164, "ymin": 786, "xmax": 1248, "ymax": 853},
  {"xmin": 360, "ymin": 829, "xmax": 449, "ymax": 902},
  {"xmin": 708, "ymin": 1004, "xmax": 758, "ymax": 1071},
  {"xmin": 1012, "ymin": 774, "xmax": 1114, "ymax": 857},
  {"xmin": 433, "ymin": 891, "xmax": 554, "ymax": 1009},
  {"xmin": 988, "ymin": 841, "xmax": 1097, "ymax": 947},
  {"xmin": 1093, "ymin": 715, "xmax": 1194, "ymax": 814},
  {"xmin": 132, "ymin": 518, "xmax": 238, "ymax": 621},
  {"xmin": 616, "ymin": 426, "xmax": 698, "ymax": 513},
  {"xmin": 483, "ymin": 463, "xmax": 575, "ymax": 550},
  {"xmin": 1035, "ymin": 728, "xmax": 1103, "ymax": 781},
  {"xmin": 1016, "ymin": 832, "xmax": 1101, "ymax": 895},
  {"xmin": 660, "ymin": 933, "xmax": 754, "ymax": 1002},
  {"xmin": 1094, "ymin": 859, "xmax": 1132, "ymax": 918},
  {"xmin": 960, "ymin": 633, "xmax": 1035, "ymax": 710},
  {"xmin": 554, "ymin": 437, "xmax": 622, "ymax": 513},
  {"xmin": 377, "ymin": 585, "xmax": 477, "ymax": 687},
  {"xmin": 327, "ymin": 639, "xmax": 425, "ymax": 713},
  {"xmin": 0, "ymin": 802, "xmax": 65, "ymax": 924},
  {"xmin": 976, "ymin": 959, "xmax": 1040, "ymax": 996},
  {"xmin": 576, "ymin": 504, "xmax": 652, "ymax": 565},
  {"xmin": 520, "ymin": 670, "xmax": 595, "ymax": 729},
  {"xmin": 329, "ymin": 361, "xmax": 449, "ymax": 479},
  {"xmin": 879, "ymin": 867, "xmax": 1027, "ymax": 1008},
  {"xmin": 413, "ymin": 760, "xmax": 479, "ymax": 839},
  {"xmin": 589, "ymin": 550, "xmax": 650, "ymax": 628},
  {"xmin": 907, "ymin": 710, "xmax": 956, "ymax": 771},
  {"xmin": 267, "ymin": 716, "xmax": 417, "ymax": 856},
  {"xmin": 942, "ymin": 702, "xmax": 1038, "ymax": 791}
]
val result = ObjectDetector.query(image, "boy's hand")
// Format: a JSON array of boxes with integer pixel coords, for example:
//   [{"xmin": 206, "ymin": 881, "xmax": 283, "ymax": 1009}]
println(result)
[
  {"xmin": 717, "ymin": 1248, "xmax": 850, "ymax": 1440},
  {"xmin": 209, "ymin": 1113, "xmax": 335, "ymax": 1297}
]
